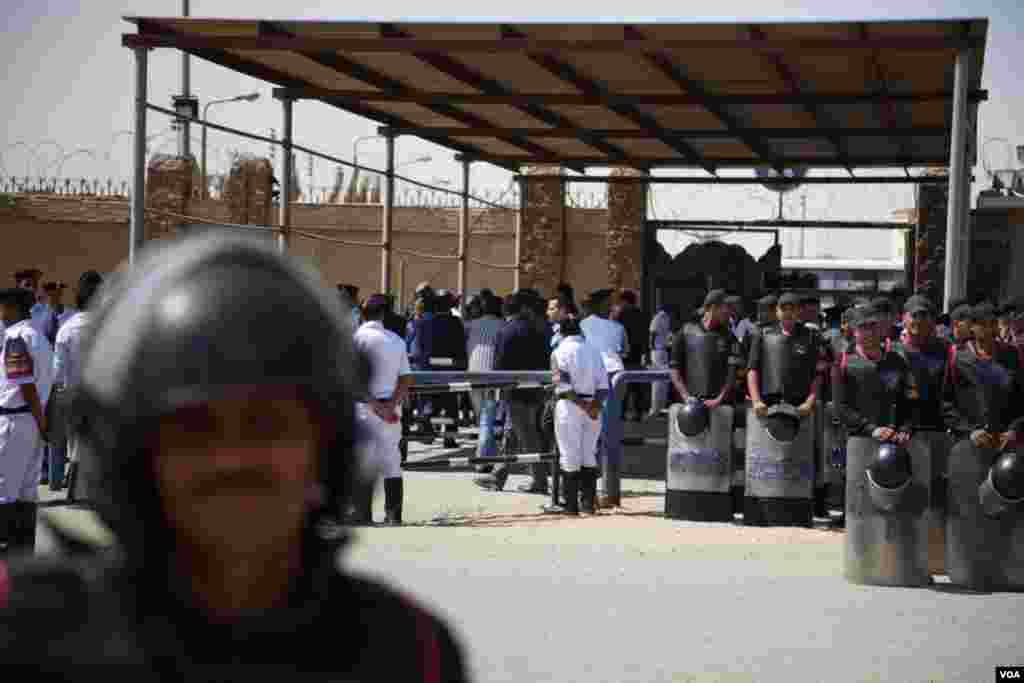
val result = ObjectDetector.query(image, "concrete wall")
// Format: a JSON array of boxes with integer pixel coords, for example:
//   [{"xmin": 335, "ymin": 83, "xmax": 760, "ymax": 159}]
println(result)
[{"xmin": 0, "ymin": 193, "xmax": 612, "ymax": 307}]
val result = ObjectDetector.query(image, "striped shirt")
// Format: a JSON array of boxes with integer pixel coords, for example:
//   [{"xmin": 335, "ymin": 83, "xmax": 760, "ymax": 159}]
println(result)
[{"xmin": 466, "ymin": 315, "xmax": 504, "ymax": 372}]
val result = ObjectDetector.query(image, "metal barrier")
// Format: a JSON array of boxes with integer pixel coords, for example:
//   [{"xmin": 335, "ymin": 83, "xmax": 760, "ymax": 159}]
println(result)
[
  {"xmin": 603, "ymin": 370, "xmax": 673, "ymax": 507},
  {"xmin": 398, "ymin": 369, "xmax": 673, "ymax": 511}
]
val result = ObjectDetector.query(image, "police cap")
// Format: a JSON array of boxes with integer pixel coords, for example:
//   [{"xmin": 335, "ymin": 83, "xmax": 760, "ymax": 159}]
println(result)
[
  {"xmin": 588, "ymin": 288, "xmax": 613, "ymax": 304},
  {"xmin": 799, "ymin": 293, "xmax": 820, "ymax": 305},
  {"xmin": 969, "ymin": 302, "xmax": 998, "ymax": 322},
  {"xmin": 757, "ymin": 294, "xmax": 778, "ymax": 307},
  {"xmin": 903, "ymin": 295, "xmax": 936, "ymax": 316},
  {"xmin": 703, "ymin": 289, "xmax": 728, "ymax": 307},
  {"xmin": 950, "ymin": 303, "xmax": 972, "ymax": 322},
  {"xmin": 778, "ymin": 292, "xmax": 801, "ymax": 307}
]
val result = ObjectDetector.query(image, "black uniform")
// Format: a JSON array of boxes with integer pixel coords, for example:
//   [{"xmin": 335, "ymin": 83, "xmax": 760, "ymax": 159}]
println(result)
[
  {"xmin": 747, "ymin": 322, "xmax": 823, "ymax": 406},
  {"xmin": 888, "ymin": 337, "xmax": 953, "ymax": 432},
  {"xmin": 832, "ymin": 346, "xmax": 909, "ymax": 438},
  {"xmin": 944, "ymin": 341, "xmax": 1024, "ymax": 438},
  {"xmin": 670, "ymin": 321, "xmax": 742, "ymax": 402},
  {"xmin": 0, "ymin": 235, "xmax": 469, "ymax": 681}
]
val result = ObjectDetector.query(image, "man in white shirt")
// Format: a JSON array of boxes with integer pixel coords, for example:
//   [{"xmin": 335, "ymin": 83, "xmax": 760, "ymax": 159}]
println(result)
[
  {"xmin": 549, "ymin": 316, "xmax": 609, "ymax": 515},
  {"xmin": 53, "ymin": 271, "xmax": 103, "ymax": 498},
  {"xmin": 352, "ymin": 294, "xmax": 414, "ymax": 526},
  {"xmin": 647, "ymin": 304, "xmax": 673, "ymax": 419},
  {"xmin": 0, "ymin": 287, "xmax": 53, "ymax": 556},
  {"xmin": 579, "ymin": 288, "xmax": 626, "ymax": 506}
]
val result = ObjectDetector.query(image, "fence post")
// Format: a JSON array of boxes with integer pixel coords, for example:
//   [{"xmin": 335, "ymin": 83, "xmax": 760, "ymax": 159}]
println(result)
[
  {"xmin": 381, "ymin": 131, "xmax": 395, "ymax": 295},
  {"xmin": 278, "ymin": 95, "xmax": 293, "ymax": 254}
]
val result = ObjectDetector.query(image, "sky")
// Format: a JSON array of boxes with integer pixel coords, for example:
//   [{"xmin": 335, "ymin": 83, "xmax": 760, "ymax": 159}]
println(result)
[{"xmin": 3, "ymin": 0, "xmax": 1023, "ymax": 263}]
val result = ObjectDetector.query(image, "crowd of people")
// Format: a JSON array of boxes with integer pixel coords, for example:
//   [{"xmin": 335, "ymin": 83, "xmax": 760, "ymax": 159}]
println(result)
[
  {"xmin": 0, "ymin": 267, "xmax": 104, "ymax": 555},
  {"xmin": 338, "ymin": 278, "xmax": 1024, "ymax": 522}
]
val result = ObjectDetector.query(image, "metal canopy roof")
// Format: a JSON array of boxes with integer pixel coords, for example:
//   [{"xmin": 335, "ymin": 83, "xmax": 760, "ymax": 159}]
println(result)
[{"xmin": 122, "ymin": 17, "xmax": 988, "ymax": 174}]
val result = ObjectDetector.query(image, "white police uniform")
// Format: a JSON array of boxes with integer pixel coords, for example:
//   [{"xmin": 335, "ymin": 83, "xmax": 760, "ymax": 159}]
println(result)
[
  {"xmin": 0, "ymin": 318, "xmax": 53, "ymax": 503},
  {"xmin": 551, "ymin": 334, "xmax": 609, "ymax": 473},
  {"xmin": 53, "ymin": 310, "xmax": 91, "ymax": 465},
  {"xmin": 353, "ymin": 319, "xmax": 410, "ymax": 481}
]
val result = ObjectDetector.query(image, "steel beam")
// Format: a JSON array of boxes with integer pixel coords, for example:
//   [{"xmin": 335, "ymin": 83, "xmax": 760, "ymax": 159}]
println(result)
[
  {"xmin": 278, "ymin": 95, "xmax": 292, "ymax": 253},
  {"xmin": 130, "ymin": 47, "xmax": 148, "ymax": 266},
  {"xmin": 458, "ymin": 159, "xmax": 470, "ymax": 295},
  {"xmin": 502, "ymin": 24, "xmax": 715, "ymax": 174},
  {"xmin": 380, "ymin": 126, "xmax": 949, "ymax": 139},
  {"xmin": 382, "ymin": 132, "xmax": 395, "ymax": 295},
  {"xmin": 944, "ymin": 49, "xmax": 971, "ymax": 311},
  {"xmin": 514, "ymin": 174, "xmax": 951, "ymax": 185},
  {"xmin": 488, "ymin": 155, "xmax": 949, "ymax": 168},
  {"xmin": 123, "ymin": 33, "xmax": 983, "ymax": 53},
  {"xmin": 271, "ymin": 88, "xmax": 988, "ymax": 106},
  {"xmin": 377, "ymin": 24, "xmax": 633, "ymax": 166}
]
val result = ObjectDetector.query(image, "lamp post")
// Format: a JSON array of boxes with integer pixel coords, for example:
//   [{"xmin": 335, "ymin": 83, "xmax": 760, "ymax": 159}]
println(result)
[{"xmin": 201, "ymin": 93, "xmax": 260, "ymax": 198}]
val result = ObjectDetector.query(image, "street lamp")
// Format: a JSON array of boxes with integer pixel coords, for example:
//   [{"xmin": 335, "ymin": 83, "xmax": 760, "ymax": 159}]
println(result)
[
  {"xmin": 202, "ymin": 92, "xmax": 260, "ymax": 198},
  {"xmin": 397, "ymin": 155, "xmax": 432, "ymax": 170}
]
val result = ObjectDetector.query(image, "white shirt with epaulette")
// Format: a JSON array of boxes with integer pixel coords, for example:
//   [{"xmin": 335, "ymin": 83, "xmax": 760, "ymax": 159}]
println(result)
[
  {"xmin": 354, "ymin": 320, "xmax": 411, "ymax": 401},
  {"xmin": 0, "ymin": 319, "xmax": 53, "ymax": 409}
]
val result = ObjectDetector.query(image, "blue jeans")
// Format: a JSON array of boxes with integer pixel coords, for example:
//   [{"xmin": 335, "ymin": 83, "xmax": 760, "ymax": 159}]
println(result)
[
  {"xmin": 47, "ymin": 439, "xmax": 68, "ymax": 487},
  {"xmin": 477, "ymin": 397, "xmax": 499, "ymax": 459},
  {"xmin": 598, "ymin": 376, "xmax": 622, "ymax": 467}
]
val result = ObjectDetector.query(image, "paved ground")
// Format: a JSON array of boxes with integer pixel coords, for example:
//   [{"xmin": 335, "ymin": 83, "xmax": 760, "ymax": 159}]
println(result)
[{"xmin": 32, "ymin": 429, "xmax": 1024, "ymax": 683}]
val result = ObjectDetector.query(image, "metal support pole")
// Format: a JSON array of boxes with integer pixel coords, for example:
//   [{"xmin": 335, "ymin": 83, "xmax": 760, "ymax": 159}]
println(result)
[
  {"xmin": 381, "ymin": 133, "xmax": 395, "ymax": 294},
  {"xmin": 200, "ymin": 118, "xmax": 208, "ymax": 199},
  {"xmin": 514, "ymin": 177, "xmax": 525, "ymax": 291},
  {"xmin": 278, "ymin": 97, "xmax": 293, "ymax": 253},
  {"xmin": 458, "ymin": 160, "xmax": 470, "ymax": 296},
  {"xmin": 179, "ymin": 0, "xmax": 191, "ymax": 159},
  {"xmin": 959, "ymin": 102, "xmax": 977, "ymax": 297},
  {"xmin": 130, "ymin": 47, "xmax": 148, "ymax": 266},
  {"xmin": 943, "ymin": 48, "xmax": 970, "ymax": 311}
]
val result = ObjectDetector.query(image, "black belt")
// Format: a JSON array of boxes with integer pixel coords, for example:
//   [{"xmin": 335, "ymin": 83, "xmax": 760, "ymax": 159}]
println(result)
[
  {"xmin": 0, "ymin": 406, "xmax": 31, "ymax": 415},
  {"xmin": 557, "ymin": 392, "xmax": 594, "ymax": 400}
]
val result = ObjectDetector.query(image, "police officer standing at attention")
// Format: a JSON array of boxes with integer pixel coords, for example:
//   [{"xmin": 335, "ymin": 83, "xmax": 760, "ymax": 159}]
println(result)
[
  {"xmin": 944, "ymin": 302, "xmax": 1024, "ymax": 454},
  {"xmin": 549, "ymin": 316, "xmax": 609, "ymax": 515},
  {"xmin": 749, "ymin": 292, "xmax": 825, "ymax": 422},
  {"xmin": 0, "ymin": 287, "xmax": 53, "ymax": 556},
  {"xmin": 670, "ymin": 290, "xmax": 742, "ymax": 414},
  {"xmin": 746, "ymin": 292, "xmax": 828, "ymax": 525},
  {"xmin": 0, "ymin": 235, "xmax": 469, "ymax": 679},
  {"xmin": 351, "ymin": 294, "xmax": 414, "ymax": 526}
]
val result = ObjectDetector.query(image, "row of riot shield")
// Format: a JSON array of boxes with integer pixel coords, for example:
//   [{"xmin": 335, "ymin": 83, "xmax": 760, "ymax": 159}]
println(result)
[
  {"xmin": 665, "ymin": 397, "xmax": 1024, "ymax": 590},
  {"xmin": 846, "ymin": 432, "xmax": 1024, "ymax": 591},
  {"xmin": 666, "ymin": 400, "xmax": 834, "ymax": 527}
]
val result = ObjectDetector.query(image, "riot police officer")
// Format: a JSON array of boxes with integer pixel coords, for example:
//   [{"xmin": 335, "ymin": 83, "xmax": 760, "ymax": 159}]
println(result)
[
  {"xmin": 886, "ymin": 294, "xmax": 954, "ymax": 574},
  {"xmin": 943, "ymin": 301, "xmax": 1024, "ymax": 590},
  {"xmin": 0, "ymin": 235, "xmax": 469, "ymax": 680},
  {"xmin": 667, "ymin": 289, "xmax": 743, "ymax": 520},
  {"xmin": 745, "ymin": 292, "xmax": 828, "ymax": 525}
]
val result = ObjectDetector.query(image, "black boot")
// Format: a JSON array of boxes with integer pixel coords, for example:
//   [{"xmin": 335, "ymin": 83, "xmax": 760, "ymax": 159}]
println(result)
[
  {"xmin": 580, "ymin": 467, "xmax": 599, "ymax": 515},
  {"xmin": 65, "ymin": 461, "xmax": 79, "ymax": 504},
  {"xmin": 474, "ymin": 465, "xmax": 509, "ymax": 491},
  {"xmin": 13, "ymin": 502, "xmax": 37, "ymax": 554},
  {"xmin": 345, "ymin": 480, "xmax": 375, "ymax": 526},
  {"xmin": 562, "ymin": 471, "xmax": 580, "ymax": 516},
  {"xmin": 384, "ymin": 478, "xmax": 404, "ymax": 526},
  {"xmin": 516, "ymin": 462, "xmax": 549, "ymax": 494},
  {"xmin": 0, "ymin": 503, "xmax": 17, "ymax": 555}
]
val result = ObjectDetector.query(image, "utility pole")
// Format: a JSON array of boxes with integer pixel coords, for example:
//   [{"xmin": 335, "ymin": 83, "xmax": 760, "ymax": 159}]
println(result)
[
  {"xmin": 800, "ymin": 193, "xmax": 807, "ymax": 259},
  {"xmin": 177, "ymin": 0, "xmax": 192, "ymax": 159}
]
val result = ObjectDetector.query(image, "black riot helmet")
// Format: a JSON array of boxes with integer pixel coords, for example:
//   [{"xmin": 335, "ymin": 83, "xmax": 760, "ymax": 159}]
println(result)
[
  {"xmin": 991, "ymin": 451, "xmax": 1024, "ymax": 501},
  {"xmin": 677, "ymin": 398, "xmax": 710, "ymax": 437},
  {"xmin": 869, "ymin": 442, "xmax": 913, "ymax": 489},
  {"xmin": 70, "ymin": 234, "xmax": 365, "ymax": 566},
  {"xmin": 762, "ymin": 405, "xmax": 802, "ymax": 443}
]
